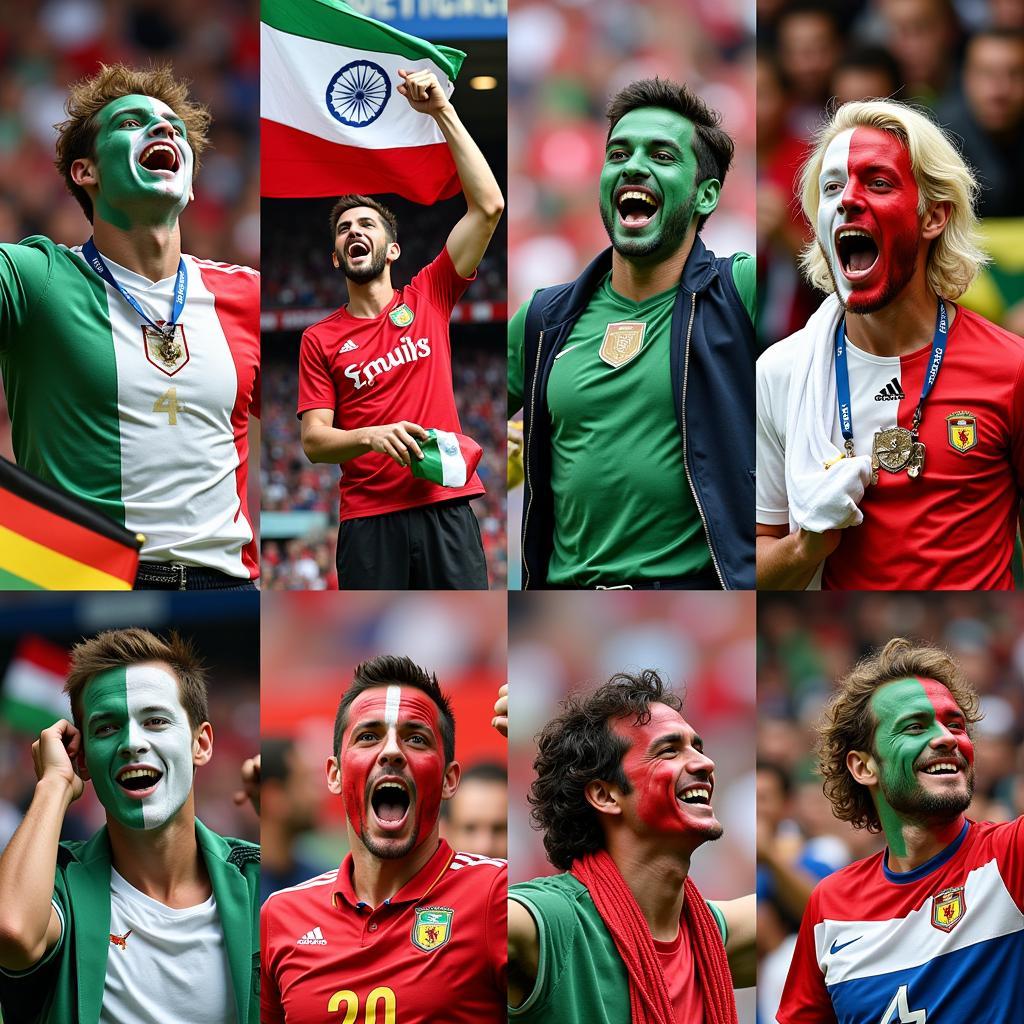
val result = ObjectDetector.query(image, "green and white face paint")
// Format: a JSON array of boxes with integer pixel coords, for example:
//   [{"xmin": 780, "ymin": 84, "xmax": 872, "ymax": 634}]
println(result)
[
  {"xmin": 868, "ymin": 677, "xmax": 975, "ymax": 856},
  {"xmin": 82, "ymin": 663, "xmax": 196, "ymax": 831},
  {"xmin": 91, "ymin": 94, "xmax": 194, "ymax": 230}
]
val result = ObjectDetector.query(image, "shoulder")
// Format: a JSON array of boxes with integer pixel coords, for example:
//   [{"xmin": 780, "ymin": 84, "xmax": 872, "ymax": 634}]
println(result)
[
  {"xmin": 262, "ymin": 868, "xmax": 340, "ymax": 919},
  {"xmin": 953, "ymin": 305, "xmax": 1024, "ymax": 360},
  {"xmin": 443, "ymin": 851, "xmax": 507, "ymax": 898},
  {"xmin": 186, "ymin": 255, "xmax": 259, "ymax": 279},
  {"xmin": 302, "ymin": 306, "xmax": 348, "ymax": 341},
  {"xmin": 757, "ymin": 327, "xmax": 807, "ymax": 380},
  {"xmin": 186, "ymin": 254, "xmax": 259, "ymax": 299},
  {"xmin": 805, "ymin": 851, "xmax": 884, "ymax": 913},
  {"xmin": 510, "ymin": 873, "xmax": 588, "ymax": 916}
]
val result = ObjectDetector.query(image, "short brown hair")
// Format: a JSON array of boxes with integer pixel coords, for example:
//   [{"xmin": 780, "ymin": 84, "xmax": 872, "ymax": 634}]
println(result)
[
  {"xmin": 818, "ymin": 638, "xmax": 981, "ymax": 832},
  {"xmin": 329, "ymin": 194, "xmax": 399, "ymax": 244},
  {"xmin": 65, "ymin": 628, "xmax": 210, "ymax": 733},
  {"xmin": 54, "ymin": 63, "xmax": 211, "ymax": 223}
]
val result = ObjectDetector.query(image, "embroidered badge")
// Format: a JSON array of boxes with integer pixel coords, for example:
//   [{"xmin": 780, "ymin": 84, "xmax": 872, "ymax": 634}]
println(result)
[
  {"xmin": 946, "ymin": 411, "xmax": 978, "ymax": 454},
  {"xmin": 931, "ymin": 885, "xmax": 966, "ymax": 932},
  {"xmin": 599, "ymin": 321, "xmax": 645, "ymax": 368},
  {"xmin": 411, "ymin": 906, "xmax": 453, "ymax": 952},
  {"xmin": 142, "ymin": 323, "xmax": 189, "ymax": 376},
  {"xmin": 389, "ymin": 303, "xmax": 414, "ymax": 328}
]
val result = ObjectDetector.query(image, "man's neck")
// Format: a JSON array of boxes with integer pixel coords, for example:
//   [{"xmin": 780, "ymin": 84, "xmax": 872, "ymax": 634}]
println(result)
[
  {"xmin": 349, "ymin": 833, "xmax": 439, "ymax": 907},
  {"xmin": 606, "ymin": 838, "xmax": 693, "ymax": 942},
  {"xmin": 843, "ymin": 274, "xmax": 953, "ymax": 358},
  {"xmin": 884, "ymin": 813, "xmax": 966, "ymax": 874},
  {"xmin": 106, "ymin": 805, "xmax": 210, "ymax": 908},
  {"xmin": 92, "ymin": 219, "xmax": 182, "ymax": 282},
  {"xmin": 609, "ymin": 230, "xmax": 696, "ymax": 303},
  {"xmin": 345, "ymin": 275, "xmax": 396, "ymax": 319}
]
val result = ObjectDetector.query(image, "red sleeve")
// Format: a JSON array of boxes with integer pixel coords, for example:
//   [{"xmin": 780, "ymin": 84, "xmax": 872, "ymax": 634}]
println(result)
[
  {"xmin": 296, "ymin": 327, "xmax": 337, "ymax": 418},
  {"xmin": 486, "ymin": 864, "xmax": 508, "ymax": 995},
  {"xmin": 409, "ymin": 247, "xmax": 475, "ymax": 318},
  {"xmin": 776, "ymin": 888, "xmax": 836, "ymax": 1024},
  {"xmin": 260, "ymin": 899, "xmax": 285, "ymax": 1024},
  {"xmin": 995, "ymin": 816, "xmax": 1024, "ymax": 912},
  {"xmin": 1011, "ymin": 354, "xmax": 1024, "ymax": 493}
]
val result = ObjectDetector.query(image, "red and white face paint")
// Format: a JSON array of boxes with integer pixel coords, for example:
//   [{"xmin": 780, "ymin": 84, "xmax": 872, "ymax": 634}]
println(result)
[
  {"xmin": 817, "ymin": 126, "xmax": 922, "ymax": 313},
  {"xmin": 340, "ymin": 686, "xmax": 446, "ymax": 857},
  {"xmin": 611, "ymin": 703, "xmax": 722, "ymax": 841}
]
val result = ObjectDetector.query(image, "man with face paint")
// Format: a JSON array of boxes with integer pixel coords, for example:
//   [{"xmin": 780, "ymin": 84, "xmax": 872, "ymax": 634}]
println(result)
[
  {"xmin": 509, "ymin": 78, "xmax": 756, "ymax": 590},
  {"xmin": 756, "ymin": 99, "xmax": 1024, "ymax": 590},
  {"xmin": 0, "ymin": 627, "xmax": 260, "ymax": 1023},
  {"xmin": 298, "ymin": 68, "xmax": 503, "ymax": 590},
  {"xmin": 507, "ymin": 670, "xmax": 755, "ymax": 1024},
  {"xmin": 777, "ymin": 638, "xmax": 1024, "ymax": 1024},
  {"xmin": 261, "ymin": 655, "xmax": 506, "ymax": 1022},
  {"xmin": 0, "ymin": 63, "xmax": 259, "ymax": 589}
]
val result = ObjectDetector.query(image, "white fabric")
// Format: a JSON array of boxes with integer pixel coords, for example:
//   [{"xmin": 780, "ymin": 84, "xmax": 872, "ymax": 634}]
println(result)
[
  {"xmin": 434, "ymin": 429, "xmax": 468, "ymax": 487},
  {"xmin": 101, "ymin": 869, "xmax": 235, "ymax": 1024}
]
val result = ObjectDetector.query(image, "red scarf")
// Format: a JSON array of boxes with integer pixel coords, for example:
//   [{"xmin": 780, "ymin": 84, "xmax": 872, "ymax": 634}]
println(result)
[{"xmin": 570, "ymin": 849, "xmax": 738, "ymax": 1024}]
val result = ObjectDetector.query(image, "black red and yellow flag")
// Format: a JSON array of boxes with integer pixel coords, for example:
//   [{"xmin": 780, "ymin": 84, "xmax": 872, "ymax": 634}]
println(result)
[{"xmin": 0, "ymin": 458, "xmax": 142, "ymax": 590}]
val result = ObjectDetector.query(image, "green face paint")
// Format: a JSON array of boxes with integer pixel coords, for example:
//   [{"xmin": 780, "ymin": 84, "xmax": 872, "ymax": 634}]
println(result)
[
  {"xmin": 598, "ymin": 107, "xmax": 719, "ymax": 261},
  {"xmin": 868, "ymin": 677, "xmax": 975, "ymax": 856},
  {"xmin": 82, "ymin": 663, "xmax": 196, "ymax": 831},
  {"xmin": 90, "ymin": 94, "xmax": 194, "ymax": 230}
]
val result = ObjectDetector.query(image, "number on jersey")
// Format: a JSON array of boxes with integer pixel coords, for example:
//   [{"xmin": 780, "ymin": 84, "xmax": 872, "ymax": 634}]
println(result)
[
  {"xmin": 153, "ymin": 387, "xmax": 184, "ymax": 425},
  {"xmin": 328, "ymin": 986, "xmax": 396, "ymax": 1023}
]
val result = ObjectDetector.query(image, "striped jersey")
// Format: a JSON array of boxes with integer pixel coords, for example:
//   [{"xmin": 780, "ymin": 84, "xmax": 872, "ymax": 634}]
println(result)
[
  {"xmin": 0, "ymin": 237, "xmax": 259, "ymax": 578},
  {"xmin": 777, "ymin": 818, "xmax": 1024, "ymax": 1024},
  {"xmin": 261, "ymin": 840, "xmax": 506, "ymax": 1023},
  {"xmin": 757, "ymin": 304, "xmax": 1024, "ymax": 589}
]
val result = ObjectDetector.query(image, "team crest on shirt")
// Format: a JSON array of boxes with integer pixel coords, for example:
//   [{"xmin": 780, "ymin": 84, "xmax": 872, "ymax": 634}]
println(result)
[
  {"xmin": 946, "ymin": 411, "xmax": 978, "ymax": 454},
  {"xmin": 389, "ymin": 303, "xmax": 415, "ymax": 327},
  {"xmin": 599, "ymin": 321, "xmax": 645, "ymax": 368},
  {"xmin": 142, "ymin": 322, "xmax": 190, "ymax": 376},
  {"xmin": 411, "ymin": 906, "xmax": 453, "ymax": 952},
  {"xmin": 931, "ymin": 885, "xmax": 967, "ymax": 932}
]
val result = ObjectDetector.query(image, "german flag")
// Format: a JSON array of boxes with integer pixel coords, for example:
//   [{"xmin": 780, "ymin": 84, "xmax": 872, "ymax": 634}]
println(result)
[{"xmin": 0, "ymin": 458, "xmax": 142, "ymax": 590}]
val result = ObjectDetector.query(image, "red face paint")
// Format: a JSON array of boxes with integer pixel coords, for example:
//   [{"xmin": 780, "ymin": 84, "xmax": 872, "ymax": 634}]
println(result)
[
  {"xmin": 612, "ymin": 703, "xmax": 722, "ymax": 839},
  {"xmin": 817, "ymin": 126, "xmax": 922, "ymax": 312},
  {"xmin": 340, "ymin": 686, "xmax": 446, "ymax": 855},
  {"xmin": 919, "ymin": 678, "xmax": 975, "ymax": 768}
]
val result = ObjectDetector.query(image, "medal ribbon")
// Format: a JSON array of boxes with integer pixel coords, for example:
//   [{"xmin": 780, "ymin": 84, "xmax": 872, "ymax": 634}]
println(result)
[
  {"xmin": 83, "ymin": 237, "xmax": 187, "ymax": 339},
  {"xmin": 834, "ymin": 298, "xmax": 949, "ymax": 454}
]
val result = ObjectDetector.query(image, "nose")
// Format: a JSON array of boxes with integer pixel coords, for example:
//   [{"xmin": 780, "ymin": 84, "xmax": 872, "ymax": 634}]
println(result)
[
  {"xmin": 687, "ymin": 749, "xmax": 715, "ymax": 778},
  {"xmin": 621, "ymin": 150, "xmax": 649, "ymax": 179},
  {"xmin": 149, "ymin": 118, "xmax": 176, "ymax": 140},
  {"xmin": 929, "ymin": 724, "xmax": 958, "ymax": 752},
  {"xmin": 123, "ymin": 718, "xmax": 151, "ymax": 758},
  {"xmin": 377, "ymin": 727, "xmax": 406, "ymax": 768}
]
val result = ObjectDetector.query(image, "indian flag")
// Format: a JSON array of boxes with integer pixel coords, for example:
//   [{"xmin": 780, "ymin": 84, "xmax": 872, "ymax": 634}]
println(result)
[
  {"xmin": 0, "ymin": 637, "xmax": 71, "ymax": 735},
  {"xmin": 261, "ymin": 0, "xmax": 466, "ymax": 203},
  {"xmin": 410, "ymin": 430, "xmax": 482, "ymax": 487}
]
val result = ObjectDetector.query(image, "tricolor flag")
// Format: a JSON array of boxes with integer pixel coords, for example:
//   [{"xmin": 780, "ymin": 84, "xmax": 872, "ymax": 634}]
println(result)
[
  {"xmin": 410, "ymin": 430, "xmax": 482, "ymax": 488},
  {"xmin": 261, "ymin": 0, "xmax": 466, "ymax": 203},
  {"xmin": 0, "ymin": 636, "xmax": 71, "ymax": 735},
  {"xmin": 0, "ymin": 458, "xmax": 142, "ymax": 590}
]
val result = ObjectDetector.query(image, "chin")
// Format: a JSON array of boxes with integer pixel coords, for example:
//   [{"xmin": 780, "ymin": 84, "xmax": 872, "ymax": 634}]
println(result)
[{"xmin": 361, "ymin": 829, "xmax": 420, "ymax": 861}]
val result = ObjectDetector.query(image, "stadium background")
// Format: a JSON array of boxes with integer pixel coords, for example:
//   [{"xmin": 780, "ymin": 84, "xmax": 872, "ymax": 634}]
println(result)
[
  {"xmin": 260, "ymin": 9, "xmax": 508, "ymax": 589},
  {"xmin": 508, "ymin": 590, "xmax": 758, "ymax": 1023},
  {"xmin": 0, "ymin": 0, "xmax": 261, "ymax": 527},
  {"xmin": 506, "ymin": 0, "xmax": 757, "ymax": 588},
  {"xmin": 756, "ymin": 591, "xmax": 1024, "ymax": 1023},
  {"xmin": 259, "ymin": 590, "xmax": 507, "ymax": 886}
]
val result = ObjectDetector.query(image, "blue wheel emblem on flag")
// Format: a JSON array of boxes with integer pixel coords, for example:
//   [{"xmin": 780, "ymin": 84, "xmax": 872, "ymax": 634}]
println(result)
[{"xmin": 326, "ymin": 61, "xmax": 391, "ymax": 127}]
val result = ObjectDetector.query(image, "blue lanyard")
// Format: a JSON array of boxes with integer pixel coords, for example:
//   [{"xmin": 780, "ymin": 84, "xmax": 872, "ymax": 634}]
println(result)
[
  {"xmin": 834, "ymin": 298, "xmax": 948, "ymax": 454},
  {"xmin": 83, "ymin": 237, "xmax": 187, "ymax": 338}
]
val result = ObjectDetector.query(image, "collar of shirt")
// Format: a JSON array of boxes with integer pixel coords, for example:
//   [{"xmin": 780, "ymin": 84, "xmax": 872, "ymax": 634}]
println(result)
[{"xmin": 331, "ymin": 839, "xmax": 456, "ymax": 912}]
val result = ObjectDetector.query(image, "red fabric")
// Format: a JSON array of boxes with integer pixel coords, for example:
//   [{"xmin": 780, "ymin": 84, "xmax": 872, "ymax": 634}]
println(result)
[
  {"xmin": 297, "ymin": 247, "xmax": 485, "ymax": 521},
  {"xmin": 570, "ymin": 849, "xmax": 738, "ymax": 1024}
]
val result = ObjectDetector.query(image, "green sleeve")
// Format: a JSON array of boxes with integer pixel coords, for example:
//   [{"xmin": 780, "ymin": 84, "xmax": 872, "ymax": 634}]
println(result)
[
  {"xmin": 0, "ymin": 239, "xmax": 57, "ymax": 351},
  {"xmin": 707, "ymin": 900, "xmax": 728, "ymax": 944},
  {"xmin": 730, "ymin": 252, "xmax": 756, "ymax": 324},
  {"xmin": 507, "ymin": 298, "xmax": 530, "ymax": 418}
]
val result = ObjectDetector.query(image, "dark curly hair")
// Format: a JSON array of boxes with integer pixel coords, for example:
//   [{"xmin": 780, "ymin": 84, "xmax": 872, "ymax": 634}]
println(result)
[
  {"xmin": 528, "ymin": 669, "xmax": 682, "ymax": 870},
  {"xmin": 817, "ymin": 638, "xmax": 981, "ymax": 832}
]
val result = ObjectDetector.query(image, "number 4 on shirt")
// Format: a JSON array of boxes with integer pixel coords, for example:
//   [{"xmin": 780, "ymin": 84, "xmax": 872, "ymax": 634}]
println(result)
[
  {"xmin": 152, "ymin": 387, "xmax": 184, "ymax": 425},
  {"xmin": 880, "ymin": 985, "xmax": 926, "ymax": 1024}
]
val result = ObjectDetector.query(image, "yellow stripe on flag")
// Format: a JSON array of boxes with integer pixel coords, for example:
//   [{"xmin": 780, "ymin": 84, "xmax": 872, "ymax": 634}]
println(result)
[{"xmin": 0, "ymin": 525, "xmax": 133, "ymax": 590}]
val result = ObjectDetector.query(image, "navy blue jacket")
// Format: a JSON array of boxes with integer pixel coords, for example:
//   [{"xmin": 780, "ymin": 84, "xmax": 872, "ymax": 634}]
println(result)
[{"xmin": 519, "ymin": 238, "xmax": 755, "ymax": 589}]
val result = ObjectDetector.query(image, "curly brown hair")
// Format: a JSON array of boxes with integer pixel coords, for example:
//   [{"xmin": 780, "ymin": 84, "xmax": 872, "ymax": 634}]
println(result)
[
  {"xmin": 818, "ymin": 638, "xmax": 981, "ymax": 832},
  {"xmin": 528, "ymin": 669, "xmax": 683, "ymax": 870},
  {"xmin": 54, "ymin": 63, "xmax": 211, "ymax": 223}
]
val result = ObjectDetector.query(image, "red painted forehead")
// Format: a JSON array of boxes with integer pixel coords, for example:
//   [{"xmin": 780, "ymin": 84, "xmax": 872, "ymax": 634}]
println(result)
[
  {"xmin": 612, "ymin": 702, "xmax": 691, "ymax": 747},
  {"xmin": 847, "ymin": 126, "xmax": 915, "ymax": 181},
  {"xmin": 919, "ymin": 678, "xmax": 965, "ymax": 719},
  {"xmin": 343, "ymin": 686, "xmax": 442, "ymax": 742}
]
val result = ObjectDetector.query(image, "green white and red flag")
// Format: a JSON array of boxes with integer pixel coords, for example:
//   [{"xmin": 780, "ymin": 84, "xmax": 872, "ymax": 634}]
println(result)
[
  {"xmin": 261, "ymin": 0, "xmax": 466, "ymax": 203},
  {"xmin": 0, "ymin": 636, "xmax": 71, "ymax": 735},
  {"xmin": 410, "ymin": 430, "xmax": 482, "ymax": 487}
]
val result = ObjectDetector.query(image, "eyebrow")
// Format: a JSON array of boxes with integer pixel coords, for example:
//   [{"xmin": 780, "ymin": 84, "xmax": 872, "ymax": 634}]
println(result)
[
  {"xmin": 109, "ymin": 106, "xmax": 184, "ymax": 126},
  {"xmin": 351, "ymin": 717, "xmax": 434, "ymax": 734},
  {"xmin": 607, "ymin": 135, "xmax": 684, "ymax": 152},
  {"xmin": 645, "ymin": 731, "xmax": 703, "ymax": 754}
]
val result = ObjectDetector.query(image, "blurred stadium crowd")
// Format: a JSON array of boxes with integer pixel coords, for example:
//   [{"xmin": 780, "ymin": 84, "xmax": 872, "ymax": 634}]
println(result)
[
  {"xmin": 757, "ymin": 0, "xmax": 1024, "ymax": 346},
  {"xmin": 755, "ymin": 592, "xmax": 1024, "ymax": 1023}
]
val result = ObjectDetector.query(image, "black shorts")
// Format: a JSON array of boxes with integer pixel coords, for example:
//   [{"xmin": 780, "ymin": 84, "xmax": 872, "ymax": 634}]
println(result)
[{"xmin": 336, "ymin": 499, "xmax": 488, "ymax": 590}]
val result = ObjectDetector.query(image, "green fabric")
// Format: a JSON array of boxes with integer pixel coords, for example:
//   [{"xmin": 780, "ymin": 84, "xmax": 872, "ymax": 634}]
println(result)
[
  {"xmin": 0, "ymin": 237, "xmax": 125, "ymax": 527},
  {"xmin": 509, "ymin": 872, "xmax": 725, "ymax": 1023},
  {"xmin": 730, "ymin": 252, "xmax": 757, "ymax": 322},
  {"xmin": 0, "ymin": 819, "xmax": 260, "ymax": 1024}
]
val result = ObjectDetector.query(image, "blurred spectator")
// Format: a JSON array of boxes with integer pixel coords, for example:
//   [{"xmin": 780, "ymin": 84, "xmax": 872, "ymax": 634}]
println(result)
[
  {"xmin": 776, "ymin": 1, "xmax": 843, "ymax": 133},
  {"xmin": 831, "ymin": 44, "xmax": 903, "ymax": 104},
  {"xmin": 441, "ymin": 760, "xmax": 508, "ymax": 859}
]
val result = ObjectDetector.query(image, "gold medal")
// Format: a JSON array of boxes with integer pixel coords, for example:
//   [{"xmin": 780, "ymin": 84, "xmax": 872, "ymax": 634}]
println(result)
[{"xmin": 871, "ymin": 427, "xmax": 925, "ymax": 484}]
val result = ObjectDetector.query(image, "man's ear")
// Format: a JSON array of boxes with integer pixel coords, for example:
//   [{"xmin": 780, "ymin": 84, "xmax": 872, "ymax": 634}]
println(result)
[
  {"xmin": 385, "ymin": 240, "xmax": 401, "ymax": 264},
  {"xmin": 326, "ymin": 755, "xmax": 342, "ymax": 796},
  {"xmin": 70, "ymin": 157, "xmax": 98, "ymax": 190},
  {"xmin": 921, "ymin": 200, "xmax": 951, "ymax": 241},
  {"xmin": 442, "ymin": 760, "xmax": 461, "ymax": 800},
  {"xmin": 584, "ymin": 779, "xmax": 623, "ymax": 818},
  {"xmin": 331, "ymin": 249, "xmax": 340, "ymax": 269},
  {"xmin": 694, "ymin": 178, "xmax": 721, "ymax": 218},
  {"xmin": 193, "ymin": 722, "xmax": 214, "ymax": 768},
  {"xmin": 846, "ymin": 748, "xmax": 878, "ymax": 788}
]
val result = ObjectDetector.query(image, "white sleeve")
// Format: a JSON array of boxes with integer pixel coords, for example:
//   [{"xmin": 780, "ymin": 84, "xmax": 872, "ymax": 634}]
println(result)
[{"xmin": 756, "ymin": 346, "xmax": 792, "ymax": 526}]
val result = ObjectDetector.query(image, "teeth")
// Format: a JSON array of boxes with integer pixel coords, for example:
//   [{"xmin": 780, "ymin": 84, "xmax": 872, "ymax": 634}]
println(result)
[
  {"xmin": 924, "ymin": 763, "xmax": 958, "ymax": 774},
  {"xmin": 680, "ymin": 787, "xmax": 710, "ymax": 802},
  {"xmin": 619, "ymin": 190, "xmax": 657, "ymax": 207},
  {"xmin": 374, "ymin": 781, "xmax": 407, "ymax": 792},
  {"xmin": 119, "ymin": 768, "xmax": 159, "ymax": 782},
  {"xmin": 838, "ymin": 228, "xmax": 872, "ymax": 239}
]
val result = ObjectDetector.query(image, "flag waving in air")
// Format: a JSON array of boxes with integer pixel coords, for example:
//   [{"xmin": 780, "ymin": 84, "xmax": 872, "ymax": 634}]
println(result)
[{"xmin": 261, "ymin": 0, "xmax": 466, "ymax": 203}]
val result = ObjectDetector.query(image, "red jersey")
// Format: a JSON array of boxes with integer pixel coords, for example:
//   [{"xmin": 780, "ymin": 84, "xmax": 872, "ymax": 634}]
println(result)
[
  {"xmin": 297, "ymin": 248, "xmax": 485, "ymax": 521},
  {"xmin": 655, "ymin": 919, "xmax": 705, "ymax": 1023},
  {"xmin": 261, "ymin": 841, "xmax": 506, "ymax": 1023}
]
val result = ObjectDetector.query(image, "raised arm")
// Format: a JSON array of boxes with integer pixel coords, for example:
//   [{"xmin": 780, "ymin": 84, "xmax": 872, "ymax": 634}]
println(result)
[
  {"xmin": 713, "ymin": 893, "xmax": 757, "ymax": 989},
  {"xmin": 397, "ymin": 69, "xmax": 504, "ymax": 278}
]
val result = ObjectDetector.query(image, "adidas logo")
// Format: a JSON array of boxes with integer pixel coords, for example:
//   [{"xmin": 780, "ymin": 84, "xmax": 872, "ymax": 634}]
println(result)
[
  {"xmin": 297, "ymin": 926, "xmax": 327, "ymax": 945},
  {"xmin": 339, "ymin": 340, "xmax": 358, "ymax": 353},
  {"xmin": 874, "ymin": 378, "xmax": 905, "ymax": 402}
]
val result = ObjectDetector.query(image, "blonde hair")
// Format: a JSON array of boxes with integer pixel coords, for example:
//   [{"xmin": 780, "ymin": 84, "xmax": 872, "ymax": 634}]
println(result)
[{"xmin": 798, "ymin": 100, "xmax": 988, "ymax": 299}]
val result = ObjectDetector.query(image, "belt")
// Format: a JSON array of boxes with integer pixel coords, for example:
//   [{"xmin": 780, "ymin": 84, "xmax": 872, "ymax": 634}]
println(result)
[{"xmin": 133, "ymin": 562, "xmax": 255, "ymax": 591}]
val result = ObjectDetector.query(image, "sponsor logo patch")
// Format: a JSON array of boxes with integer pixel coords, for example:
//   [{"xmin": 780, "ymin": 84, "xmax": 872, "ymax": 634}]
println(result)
[
  {"xmin": 109, "ymin": 929, "xmax": 133, "ymax": 950},
  {"xmin": 599, "ymin": 321, "xmax": 645, "ymax": 368},
  {"xmin": 946, "ymin": 411, "xmax": 977, "ymax": 454},
  {"xmin": 297, "ymin": 926, "xmax": 327, "ymax": 945},
  {"xmin": 389, "ymin": 303, "xmax": 415, "ymax": 327},
  {"xmin": 411, "ymin": 906, "xmax": 453, "ymax": 953},
  {"xmin": 339, "ymin": 340, "xmax": 358, "ymax": 353},
  {"xmin": 931, "ymin": 885, "xmax": 966, "ymax": 932}
]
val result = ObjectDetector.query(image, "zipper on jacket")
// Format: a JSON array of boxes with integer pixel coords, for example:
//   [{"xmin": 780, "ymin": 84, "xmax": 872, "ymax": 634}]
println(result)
[
  {"xmin": 522, "ymin": 329, "xmax": 545, "ymax": 589},
  {"xmin": 680, "ymin": 291, "xmax": 727, "ymax": 589}
]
